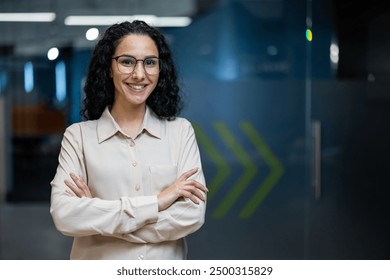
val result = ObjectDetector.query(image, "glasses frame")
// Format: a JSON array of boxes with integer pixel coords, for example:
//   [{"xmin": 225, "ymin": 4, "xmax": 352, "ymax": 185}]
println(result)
[{"xmin": 112, "ymin": 55, "xmax": 161, "ymax": 76}]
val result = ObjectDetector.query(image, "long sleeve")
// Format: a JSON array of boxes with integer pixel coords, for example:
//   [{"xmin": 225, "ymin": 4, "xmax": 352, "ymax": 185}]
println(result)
[
  {"xmin": 50, "ymin": 124, "xmax": 159, "ymax": 238},
  {"xmin": 120, "ymin": 119, "xmax": 206, "ymax": 243}
]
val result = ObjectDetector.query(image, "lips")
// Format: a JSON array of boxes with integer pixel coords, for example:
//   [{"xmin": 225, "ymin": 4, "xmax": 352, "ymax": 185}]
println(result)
[{"xmin": 127, "ymin": 84, "xmax": 147, "ymax": 90}]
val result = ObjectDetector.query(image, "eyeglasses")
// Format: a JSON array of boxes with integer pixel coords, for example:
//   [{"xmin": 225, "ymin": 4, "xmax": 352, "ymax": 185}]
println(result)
[{"xmin": 112, "ymin": 55, "xmax": 161, "ymax": 75}]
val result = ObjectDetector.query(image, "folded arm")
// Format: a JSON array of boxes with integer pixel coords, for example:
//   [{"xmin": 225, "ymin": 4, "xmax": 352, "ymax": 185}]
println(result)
[{"xmin": 50, "ymin": 120, "xmax": 207, "ymax": 243}]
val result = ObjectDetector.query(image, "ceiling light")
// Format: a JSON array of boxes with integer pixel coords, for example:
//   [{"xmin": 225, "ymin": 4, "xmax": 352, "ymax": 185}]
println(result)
[
  {"xmin": 153, "ymin": 17, "xmax": 192, "ymax": 27},
  {"xmin": 64, "ymin": 15, "xmax": 191, "ymax": 27},
  {"xmin": 0, "ymin": 13, "xmax": 56, "ymax": 22},
  {"xmin": 47, "ymin": 48, "xmax": 59, "ymax": 61},
  {"xmin": 86, "ymin": 28, "xmax": 99, "ymax": 41}
]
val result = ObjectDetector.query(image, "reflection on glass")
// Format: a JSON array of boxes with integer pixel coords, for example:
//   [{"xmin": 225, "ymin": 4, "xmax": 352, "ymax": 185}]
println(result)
[
  {"xmin": 55, "ymin": 61, "xmax": 66, "ymax": 102},
  {"xmin": 24, "ymin": 61, "xmax": 34, "ymax": 94}
]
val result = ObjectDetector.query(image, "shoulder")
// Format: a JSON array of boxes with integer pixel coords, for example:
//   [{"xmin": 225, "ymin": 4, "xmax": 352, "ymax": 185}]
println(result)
[
  {"xmin": 163, "ymin": 117, "xmax": 197, "ymax": 141},
  {"xmin": 63, "ymin": 120, "xmax": 97, "ymax": 138},
  {"xmin": 165, "ymin": 116, "xmax": 193, "ymax": 131},
  {"xmin": 65, "ymin": 120, "xmax": 96, "ymax": 131}
]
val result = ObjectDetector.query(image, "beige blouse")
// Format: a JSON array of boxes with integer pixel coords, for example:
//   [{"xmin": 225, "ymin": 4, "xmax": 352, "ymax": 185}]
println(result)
[{"xmin": 50, "ymin": 106, "xmax": 206, "ymax": 260}]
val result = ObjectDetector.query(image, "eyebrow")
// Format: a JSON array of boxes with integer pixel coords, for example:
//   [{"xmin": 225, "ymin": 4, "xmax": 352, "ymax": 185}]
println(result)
[{"xmin": 115, "ymin": 54, "xmax": 159, "ymax": 59}]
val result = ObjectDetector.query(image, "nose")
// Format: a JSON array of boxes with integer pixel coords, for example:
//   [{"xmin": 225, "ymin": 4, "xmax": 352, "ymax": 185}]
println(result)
[{"xmin": 132, "ymin": 61, "xmax": 146, "ymax": 79}]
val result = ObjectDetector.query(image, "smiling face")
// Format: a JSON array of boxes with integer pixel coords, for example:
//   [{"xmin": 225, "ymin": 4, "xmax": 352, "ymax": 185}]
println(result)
[{"xmin": 110, "ymin": 34, "xmax": 159, "ymax": 111}]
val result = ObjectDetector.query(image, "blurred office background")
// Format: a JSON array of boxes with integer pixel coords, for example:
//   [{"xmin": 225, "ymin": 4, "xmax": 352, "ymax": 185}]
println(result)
[{"xmin": 0, "ymin": 0, "xmax": 390, "ymax": 259}]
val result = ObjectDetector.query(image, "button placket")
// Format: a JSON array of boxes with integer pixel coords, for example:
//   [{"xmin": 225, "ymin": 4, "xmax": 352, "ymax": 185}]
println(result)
[{"xmin": 128, "ymin": 138, "xmax": 142, "ymax": 194}]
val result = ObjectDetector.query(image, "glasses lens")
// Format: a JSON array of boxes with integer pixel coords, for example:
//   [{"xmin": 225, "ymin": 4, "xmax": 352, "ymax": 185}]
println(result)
[
  {"xmin": 116, "ymin": 57, "xmax": 136, "ymax": 74},
  {"xmin": 144, "ymin": 58, "xmax": 160, "ymax": 75}
]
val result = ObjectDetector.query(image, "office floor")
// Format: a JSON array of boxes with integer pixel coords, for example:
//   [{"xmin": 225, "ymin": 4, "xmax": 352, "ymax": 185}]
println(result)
[{"xmin": 0, "ymin": 202, "xmax": 73, "ymax": 260}]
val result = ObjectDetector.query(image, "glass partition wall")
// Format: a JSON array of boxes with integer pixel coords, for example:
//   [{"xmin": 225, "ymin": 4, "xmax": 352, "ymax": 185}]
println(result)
[{"xmin": 170, "ymin": 0, "xmax": 316, "ymax": 259}]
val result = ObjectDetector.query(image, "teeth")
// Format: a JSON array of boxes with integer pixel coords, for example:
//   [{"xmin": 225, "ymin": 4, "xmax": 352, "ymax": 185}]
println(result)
[{"xmin": 130, "ymin": 84, "xmax": 145, "ymax": 90}]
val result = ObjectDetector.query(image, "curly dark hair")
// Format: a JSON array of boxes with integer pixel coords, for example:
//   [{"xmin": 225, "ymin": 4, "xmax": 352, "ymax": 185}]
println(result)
[{"xmin": 81, "ymin": 20, "xmax": 182, "ymax": 120}]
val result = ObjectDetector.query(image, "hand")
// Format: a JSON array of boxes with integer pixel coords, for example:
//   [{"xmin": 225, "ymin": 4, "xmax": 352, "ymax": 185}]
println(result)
[
  {"xmin": 157, "ymin": 168, "xmax": 208, "ymax": 211},
  {"xmin": 64, "ymin": 173, "xmax": 92, "ymax": 198}
]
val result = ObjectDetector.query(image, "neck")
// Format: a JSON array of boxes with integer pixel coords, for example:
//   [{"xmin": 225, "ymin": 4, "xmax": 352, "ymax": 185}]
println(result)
[{"xmin": 110, "ymin": 103, "xmax": 146, "ymax": 138}]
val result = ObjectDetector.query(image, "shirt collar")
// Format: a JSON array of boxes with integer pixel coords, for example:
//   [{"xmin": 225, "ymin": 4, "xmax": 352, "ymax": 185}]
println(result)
[
  {"xmin": 140, "ymin": 106, "xmax": 162, "ymax": 140},
  {"xmin": 97, "ymin": 106, "xmax": 162, "ymax": 143}
]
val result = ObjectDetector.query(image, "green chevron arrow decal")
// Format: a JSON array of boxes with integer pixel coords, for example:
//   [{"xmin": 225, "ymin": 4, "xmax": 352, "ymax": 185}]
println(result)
[
  {"xmin": 239, "ymin": 122, "xmax": 284, "ymax": 218},
  {"xmin": 193, "ymin": 121, "xmax": 284, "ymax": 219},
  {"xmin": 212, "ymin": 122, "xmax": 257, "ymax": 218},
  {"xmin": 192, "ymin": 123, "xmax": 230, "ymax": 200}
]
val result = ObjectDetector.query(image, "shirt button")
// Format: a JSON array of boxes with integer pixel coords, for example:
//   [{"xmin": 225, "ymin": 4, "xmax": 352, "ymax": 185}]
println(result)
[
  {"xmin": 129, "ymin": 140, "xmax": 135, "ymax": 147},
  {"xmin": 138, "ymin": 255, "xmax": 144, "ymax": 260},
  {"xmin": 135, "ymin": 184, "xmax": 140, "ymax": 191},
  {"xmin": 132, "ymin": 161, "xmax": 137, "ymax": 167}
]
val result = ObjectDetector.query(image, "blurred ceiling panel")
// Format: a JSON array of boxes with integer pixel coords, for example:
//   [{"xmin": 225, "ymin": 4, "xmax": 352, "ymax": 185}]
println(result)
[{"xmin": 0, "ymin": 0, "xmax": 199, "ymax": 55}]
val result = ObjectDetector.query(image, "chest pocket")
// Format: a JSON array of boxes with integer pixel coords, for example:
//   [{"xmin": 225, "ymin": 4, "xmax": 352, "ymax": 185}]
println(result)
[{"xmin": 149, "ymin": 165, "xmax": 178, "ymax": 193}]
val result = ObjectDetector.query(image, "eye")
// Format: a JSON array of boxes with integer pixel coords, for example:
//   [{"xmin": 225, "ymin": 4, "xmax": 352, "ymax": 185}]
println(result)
[
  {"xmin": 144, "ymin": 58, "xmax": 158, "ymax": 68},
  {"xmin": 118, "ymin": 57, "xmax": 136, "ymax": 66}
]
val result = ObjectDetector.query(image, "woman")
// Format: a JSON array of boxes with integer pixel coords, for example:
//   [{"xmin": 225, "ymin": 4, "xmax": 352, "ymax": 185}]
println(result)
[{"xmin": 50, "ymin": 20, "xmax": 207, "ymax": 260}]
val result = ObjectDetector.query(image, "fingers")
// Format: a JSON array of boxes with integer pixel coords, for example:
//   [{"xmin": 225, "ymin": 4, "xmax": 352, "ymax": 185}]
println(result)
[
  {"xmin": 64, "ymin": 173, "xmax": 92, "ymax": 198},
  {"xmin": 180, "ymin": 190, "xmax": 202, "ymax": 204},
  {"xmin": 190, "ymin": 179, "xmax": 209, "ymax": 193},
  {"xmin": 177, "ymin": 180, "xmax": 208, "ymax": 203},
  {"xmin": 178, "ymin": 188, "xmax": 206, "ymax": 204},
  {"xmin": 174, "ymin": 168, "xmax": 209, "ymax": 204},
  {"xmin": 178, "ymin": 167, "xmax": 199, "ymax": 181},
  {"xmin": 157, "ymin": 167, "xmax": 208, "ymax": 211}
]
